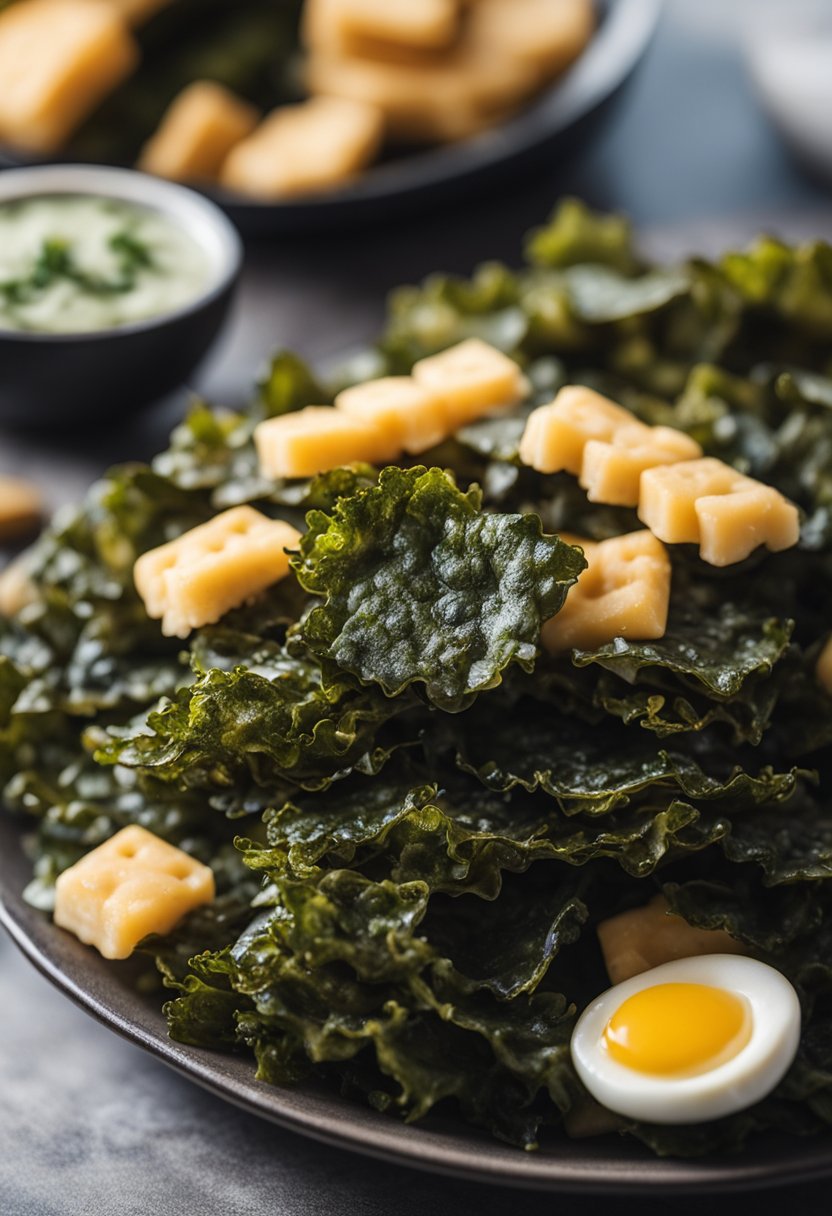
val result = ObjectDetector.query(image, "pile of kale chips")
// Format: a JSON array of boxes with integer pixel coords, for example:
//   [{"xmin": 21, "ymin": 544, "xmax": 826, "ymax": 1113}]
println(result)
[{"xmin": 2, "ymin": 202, "xmax": 832, "ymax": 1156}]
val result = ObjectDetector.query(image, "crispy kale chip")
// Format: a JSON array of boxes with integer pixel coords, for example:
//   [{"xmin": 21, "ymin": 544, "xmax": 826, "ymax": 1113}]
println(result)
[{"xmin": 293, "ymin": 466, "xmax": 585, "ymax": 711}]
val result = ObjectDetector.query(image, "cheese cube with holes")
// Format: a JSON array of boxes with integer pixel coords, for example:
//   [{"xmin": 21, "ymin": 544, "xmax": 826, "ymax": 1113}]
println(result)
[
  {"xmin": 0, "ymin": 0, "xmax": 138, "ymax": 154},
  {"xmin": 638, "ymin": 457, "xmax": 800, "ymax": 566},
  {"xmin": 468, "ymin": 0, "xmax": 595, "ymax": 75},
  {"xmin": 597, "ymin": 895, "xmax": 747, "ymax": 986},
  {"xmin": 138, "ymin": 81, "xmax": 259, "ymax": 181},
  {"xmin": 580, "ymin": 425, "xmax": 702, "ymax": 506},
  {"xmin": 519, "ymin": 386, "xmax": 641, "ymax": 475},
  {"xmin": 304, "ymin": 0, "xmax": 459, "ymax": 51},
  {"xmin": 0, "ymin": 476, "xmax": 43, "ymax": 541},
  {"xmin": 221, "ymin": 97, "xmax": 384, "ymax": 200},
  {"xmin": 54, "ymin": 826, "xmax": 215, "ymax": 960},
  {"xmin": 541, "ymin": 530, "xmax": 671, "ymax": 653},
  {"xmin": 335, "ymin": 377, "xmax": 447, "ymax": 454},
  {"xmin": 412, "ymin": 339, "xmax": 527, "ymax": 429},
  {"xmin": 134, "ymin": 507, "xmax": 300, "ymax": 638},
  {"xmin": 817, "ymin": 638, "xmax": 832, "ymax": 695},
  {"xmin": 255, "ymin": 407, "xmax": 400, "ymax": 480}
]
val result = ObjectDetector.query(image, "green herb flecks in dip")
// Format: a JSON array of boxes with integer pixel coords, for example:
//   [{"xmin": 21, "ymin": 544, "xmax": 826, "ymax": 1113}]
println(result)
[{"xmin": 0, "ymin": 195, "xmax": 212, "ymax": 333}]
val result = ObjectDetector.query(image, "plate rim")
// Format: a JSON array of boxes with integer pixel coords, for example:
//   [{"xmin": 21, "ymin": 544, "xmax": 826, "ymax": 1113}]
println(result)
[{"xmin": 2, "ymin": 817, "xmax": 832, "ymax": 1195}]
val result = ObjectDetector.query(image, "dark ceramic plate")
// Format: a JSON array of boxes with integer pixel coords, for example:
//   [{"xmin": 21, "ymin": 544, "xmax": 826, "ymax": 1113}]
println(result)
[
  {"xmin": 1, "ymin": 814, "xmax": 831, "ymax": 1194},
  {"xmin": 0, "ymin": 0, "xmax": 660, "ymax": 235}
]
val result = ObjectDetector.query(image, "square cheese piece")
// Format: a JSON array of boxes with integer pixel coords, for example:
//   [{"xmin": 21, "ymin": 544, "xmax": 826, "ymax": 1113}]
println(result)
[
  {"xmin": 412, "ymin": 339, "xmax": 527, "ymax": 429},
  {"xmin": 305, "ymin": 0, "xmax": 459, "ymax": 51},
  {"xmin": 255, "ymin": 406, "xmax": 401, "ymax": 480},
  {"xmin": 0, "ymin": 0, "xmax": 138, "ymax": 154},
  {"xmin": 54, "ymin": 826, "xmax": 215, "ymax": 960},
  {"xmin": 221, "ymin": 96, "xmax": 383, "ymax": 200},
  {"xmin": 597, "ymin": 895, "xmax": 746, "ymax": 987},
  {"xmin": 306, "ymin": 48, "xmax": 531, "ymax": 141},
  {"xmin": 541, "ymin": 530, "xmax": 671, "ymax": 653},
  {"xmin": 134, "ymin": 506, "xmax": 301, "ymax": 638},
  {"xmin": 0, "ymin": 475, "xmax": 43, "ymax": 542},
  {"xmin": 580, "ymin": 424, "xmax": 702, "ymax": 506},
  {"xmin": 639, "ymin": 457, "xmax": 800, "ymax": 566},
  {"xmin": 468, "ymin": 0, "xmax": 595, "ymax": 75},
  {"xmin": 519, "ymin": 386, "xmax": 643, "ymax": 475},
  {"xmin": 818, "ymin": 638, "xmax": 832, "ymax": 695},
  {"xmin": 335, "ymin": 377, "xmax": 447, "ymax": 454},
  {"xmin": 138, "ymin": 81, "xmax": 259, "ymax": 181}
]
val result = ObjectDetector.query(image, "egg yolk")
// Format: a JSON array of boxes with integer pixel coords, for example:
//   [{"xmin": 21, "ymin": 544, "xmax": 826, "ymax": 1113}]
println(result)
[{"xmin": 603, "ymin": 982, "xmax": 752, "ymax": 1078}]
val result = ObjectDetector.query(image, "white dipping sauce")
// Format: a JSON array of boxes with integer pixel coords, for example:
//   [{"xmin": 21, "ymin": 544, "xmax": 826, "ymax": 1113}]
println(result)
[{"xmin": 0, "ymin": 194, "xmax": 213, "ymax": 333}]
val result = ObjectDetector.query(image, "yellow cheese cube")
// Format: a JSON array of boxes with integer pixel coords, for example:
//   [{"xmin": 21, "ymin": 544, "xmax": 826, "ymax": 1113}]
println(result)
[
  {"xmin": 468, "ymin": 0, "xmax": 595, "ymax": 76},
  {"xmin": 305, "ymin": 49, "xmax": 530, "ymax": 142},
  {"xmin": 518, "ymin": 386, "xmax": 641, "ymax": 475},
  {"xmin": 818, "ymin": 638, "xmax": 832, "ymax": 695},
  {"xmin": 0, "ymin": 555, "xmax": 35, "ymax": 617},
  {"xmin": 335, "ymin": 377, "xmax": 447, "ymax": 454},
  {"xmin": 638, "ymin": 457, "xmax": 800, "ymax": 566},
  {"xmin": 597, "ymin": 895, "xmax": 747, "ymax": 986},
  {"xmin": 0, "ymin": 0, "xmax": 138, "ymax": 154},
  {"xmin": 580, "ymin": 425, "xmax": 703, "ymax": 506},
  {"xmin": 138, "ymin": 81, "xmax": 259, "ymax": 182},
  {"xmin": 0, "ymin": 475, "xmax": 42, "ymax": 542},
  {"xmin": 220, "ymin": 97, "xmax": 384, "ymax": 200},
  {"xmin": 412, "ymin": 339, "xmax": 527, "ymax": 429},
  {"xmin": 255, "ymin": 406, "xmax": 400, "ymax": 480},
  {"xmin": 54, "ymin": 826, "xmax": 215, "ymax": 960},
  {"xmin": 134, "ymin": 506, "xmax": 301, "ymax": 638},
  {"xmin": 541, "ymin": 530, "xmax": 671, "ymax": 653},
  {"xmin": 304, "ymin": 0, "xmax": 459, "ymax": 51}
]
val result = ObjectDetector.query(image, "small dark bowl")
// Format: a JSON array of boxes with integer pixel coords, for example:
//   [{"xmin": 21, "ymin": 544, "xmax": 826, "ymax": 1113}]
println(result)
[{"xmin": 0, "ymin": 165, "xmax": 242, "ymax": 429}]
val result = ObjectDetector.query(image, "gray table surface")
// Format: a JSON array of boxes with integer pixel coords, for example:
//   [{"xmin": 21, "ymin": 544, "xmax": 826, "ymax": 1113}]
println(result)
[{"xmin": 3, "ymin": 3, "xmax": 832, "ymax": 1213}]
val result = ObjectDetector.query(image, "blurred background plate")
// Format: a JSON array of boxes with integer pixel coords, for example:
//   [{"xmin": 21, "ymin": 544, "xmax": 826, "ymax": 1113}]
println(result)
[{"xmin": 0, "ymin": 0, "xmax": 661, "ymax": 235}]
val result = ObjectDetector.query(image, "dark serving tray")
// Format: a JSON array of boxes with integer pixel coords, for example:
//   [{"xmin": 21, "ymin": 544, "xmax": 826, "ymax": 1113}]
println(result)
[{"xmin": 1, "ymin": 812, "xmax": 831, "ymax": 1195}]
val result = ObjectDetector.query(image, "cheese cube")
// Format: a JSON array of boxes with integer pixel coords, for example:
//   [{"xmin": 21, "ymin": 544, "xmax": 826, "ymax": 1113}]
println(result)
[
  {"xmin": 468, "ymin": 0, "xmax": 595, "ymax": 75},
  {"xmin": 597, "ymin": 895, "xmax": 746, "ymax": 987},
  {"xmin": 519, "ymin": 386, "xmax": 641, "ymax": 475},
  {"xmin": 638, "ymin": 457, "xmax": 800, "ymax": 566},
  {"xmin": 0, "ymin": 475, "xmax": 43, "ymax": 542},
  {"xmin": 541, "ymin": 530, "xmax": 671, "ymax": 653},
  {"xmin": 305, "ymin": 50, "xmax": 529, "ymax": 142},
  {"xmin": 255, "ymin": 406, "xmax": 400, "ymax": 480},
  {"xmin": 0, "ymin": 0, "xmax": 138, "ymax": 154},
  {"xmin": 335, "ymin": 377, "xmax": 446, "ymax": 454},
  {"xmin": 138, "ymin": 81, "xmax": 259, "ymax": 182},
  {"xmin": 134, "ymin": 506, "xmax": 301, "ymax": 638},
  {"xmin": 54, "ymin": 826, "xmax": 215, "ymax": 960},
  {"xmin": 580, "ymin": 425, "xmax": 703, "ymax": 506},
  {"xmin": 0, "ymin": 555, "xmax": 35, "ymax": 617},
  {"xmin": 220, "ymin": 97, "xmax": 384, "ymax": 200},
  {"xmin": 818, "ymin": 638, "xmax": 832, "ymax": 695},
  {"xmin": 304, "ymin": 0, "xmax": 459, "ymax": 51},
  {"xmin": 412, "ymin": 339, "xmax": 527, "ymax": 429}
]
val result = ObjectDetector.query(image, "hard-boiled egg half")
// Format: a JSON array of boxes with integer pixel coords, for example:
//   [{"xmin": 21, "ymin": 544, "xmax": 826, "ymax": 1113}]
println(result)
[{"xmin": 571, "ymin": 955, "xmax": 801, "ymax": 1124}]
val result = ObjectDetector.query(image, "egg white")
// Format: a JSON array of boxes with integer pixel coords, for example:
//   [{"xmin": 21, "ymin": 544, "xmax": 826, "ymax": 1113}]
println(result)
[{"xmin": 570, "ymin": 954, "xmax": 801, "ymax": 1124}]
